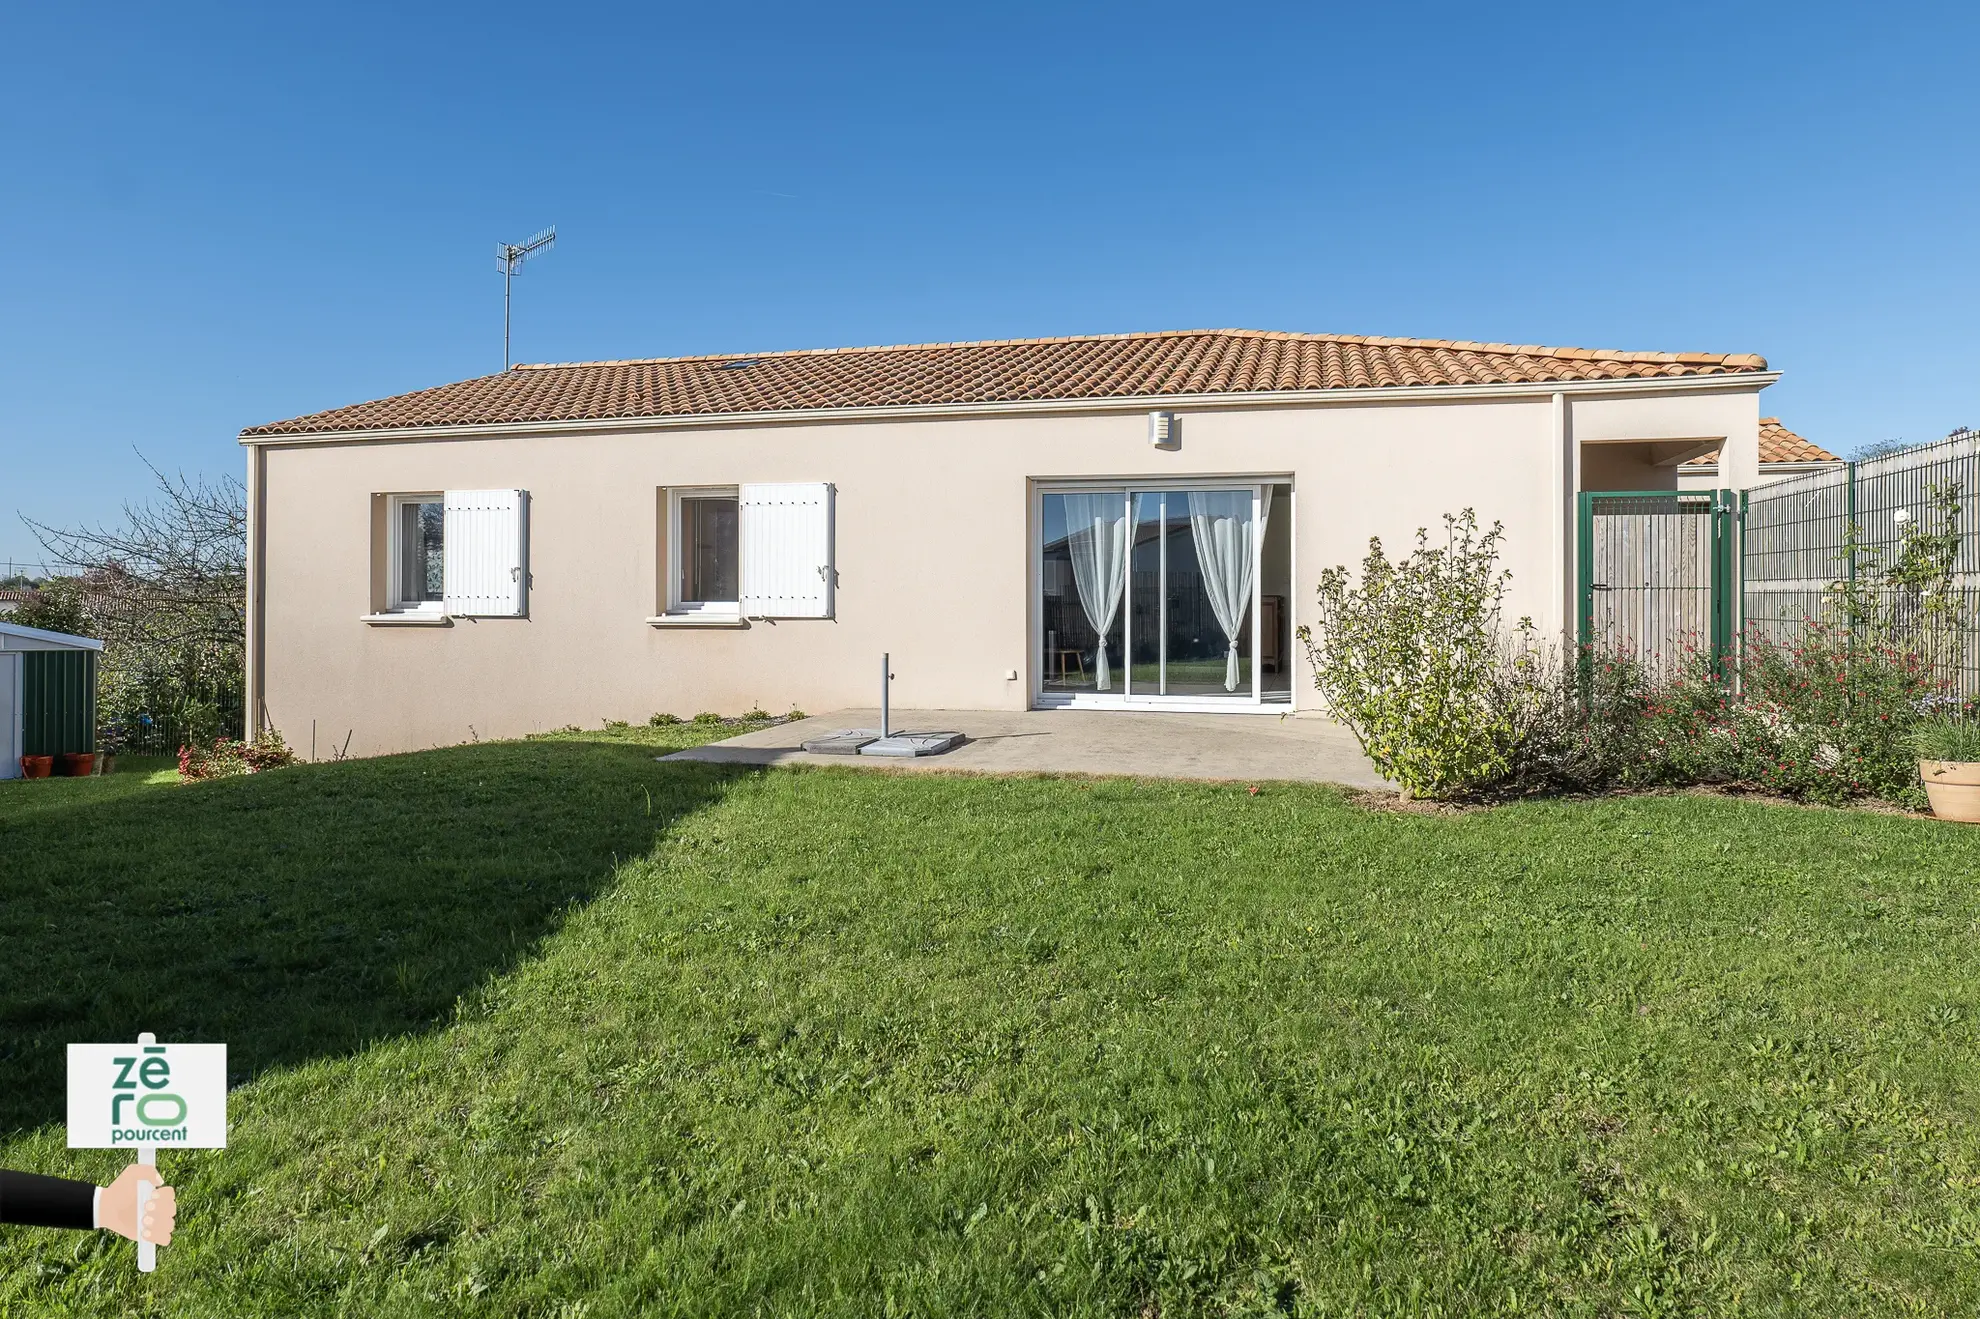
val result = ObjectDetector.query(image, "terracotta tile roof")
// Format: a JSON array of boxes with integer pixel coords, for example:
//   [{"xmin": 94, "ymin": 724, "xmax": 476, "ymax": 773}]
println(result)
[
  {"xmin": 241, "ymin": 328, "xmax": 1771, "ymax": 438},
  {"xmin": 1685, "ymin": 417, "xmax": 1840, "ymax": 467}
]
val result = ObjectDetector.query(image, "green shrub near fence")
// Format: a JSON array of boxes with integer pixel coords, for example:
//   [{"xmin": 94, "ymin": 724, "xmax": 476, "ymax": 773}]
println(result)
[
  {"xmin": 1306, "ymin": 496, "xmax": 1971, "ymax": 805},
  {"xmin": 1298, "ymin": 510, "xmax": 1527, "ymax": 798}
]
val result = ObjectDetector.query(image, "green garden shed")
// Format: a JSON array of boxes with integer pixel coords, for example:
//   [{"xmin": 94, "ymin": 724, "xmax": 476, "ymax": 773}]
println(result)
[{"xmin": 2, "ymin": 620, "xmax": 102, "ymax": 779}]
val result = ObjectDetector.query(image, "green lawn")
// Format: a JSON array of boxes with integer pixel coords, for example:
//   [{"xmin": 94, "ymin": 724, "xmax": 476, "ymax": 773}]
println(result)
[{"xmin": 2, "ymin": 724, "xmax": 1978, "ymax": 1315}]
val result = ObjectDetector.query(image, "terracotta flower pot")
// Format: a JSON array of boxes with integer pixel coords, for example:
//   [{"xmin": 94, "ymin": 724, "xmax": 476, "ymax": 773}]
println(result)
[
  {"xmin": 1920, "ymin": 760, "xmax": 1980, "ymax": 824},
  {"xmin": 19, "ymin": 755, "xmax": 53, "ymax": 779},
  {"xmin": 57, "ymin": 752, "xmax": 96, "ymax": 777}
]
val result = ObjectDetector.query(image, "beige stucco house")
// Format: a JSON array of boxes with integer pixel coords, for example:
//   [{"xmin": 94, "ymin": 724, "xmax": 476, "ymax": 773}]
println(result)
[{"xmin": 239, "ymin": 329, "xmax": 1776, "ymax": 756}]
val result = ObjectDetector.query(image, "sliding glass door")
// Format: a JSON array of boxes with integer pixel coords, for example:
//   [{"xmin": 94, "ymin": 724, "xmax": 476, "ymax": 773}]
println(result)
[{"xmin": 1039, "ymin": 483, "xmax": 1291, "ymax": 709}]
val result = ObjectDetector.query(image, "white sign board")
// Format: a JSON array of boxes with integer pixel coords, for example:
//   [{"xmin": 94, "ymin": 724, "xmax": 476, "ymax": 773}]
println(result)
[{"xmin": 67, "ymin": 1041, "xmax": 228, "ymax": 1150}]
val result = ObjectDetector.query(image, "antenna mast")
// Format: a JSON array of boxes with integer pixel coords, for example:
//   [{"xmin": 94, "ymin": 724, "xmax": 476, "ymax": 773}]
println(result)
[{"xmin": 495, "ymin": 226, "xmax": 557, "ymax": 369}]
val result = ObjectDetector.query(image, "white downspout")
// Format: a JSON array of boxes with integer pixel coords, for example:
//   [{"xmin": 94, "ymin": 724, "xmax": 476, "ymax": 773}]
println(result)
[
  {"xmin": 244, "ymin": 443, "xmax": 266, "ymax": 737},
  {"xmin": 1550, "ymin": 391, "xmax": 1572, "ymax": 647}
]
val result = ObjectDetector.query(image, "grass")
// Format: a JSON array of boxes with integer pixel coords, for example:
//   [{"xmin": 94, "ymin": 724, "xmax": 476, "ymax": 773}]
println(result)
[
  {"xmin": 113, "ymin": 755, "xmax": 182, "ymax": 785},
  {"xmin": 1, "ymin": 723, "xmax": 1979, "ymax": 1315}
]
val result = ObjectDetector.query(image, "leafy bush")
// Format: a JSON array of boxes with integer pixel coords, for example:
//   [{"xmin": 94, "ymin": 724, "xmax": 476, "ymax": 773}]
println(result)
[
  {"xmin": 691, "ymin": 712, "xmax": 723, "ymax": 725},
  {"xmin": 1299, "ymin": 511, "xmax": 1524, "ymax": 798},
  {"xmin": 1522, "ymin": 627, "xmax": 1949, "ymax": 808},
  {"xmin": 1655, "ymin": 483, "xmax": 1972, "ymax": 808},
  {"xmin": 179, "ymin": 731, "xmax": 297, "ymax": 782},
  {"xmin": 1304, "ymin": 503, "xmax": 1964, "ymax": 808},
  {"xmin": 1736, "ymin": 627, "xmax": 1943, "ymax": 805},
  {"xmin": 1917, "ymin": 718, "xmax": 1980, "ymax": 762},
  {"xmin": 96, "ymin": 720, "xmax": 128, "ymax": 757},
  {"xmin": 1574, "ymin": 635, "xmax": 1924, "ymax": 806},
  {"xmin": 647, "ymin": 712, "xmax": 683, "ymax": 726},
  {"xmin": 1489, "ymin": 643, "xmax": 1659, "ymax": 793}
]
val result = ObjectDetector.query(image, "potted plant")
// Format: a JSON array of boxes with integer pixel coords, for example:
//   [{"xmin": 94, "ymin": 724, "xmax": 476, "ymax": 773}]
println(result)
[
  {"xmin": 96, "ymin": 723, "xmax": 123, "ymax": 776},
  {"xmin": 1916, "ymin": 719, "xmax": 1980, "ymax": 823}
]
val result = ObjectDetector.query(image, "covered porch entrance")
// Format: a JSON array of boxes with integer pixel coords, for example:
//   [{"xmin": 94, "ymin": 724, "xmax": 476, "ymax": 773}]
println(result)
[{"xmin": 1035, "ymin": 481, "xmax": 1293, "ymax": 711}]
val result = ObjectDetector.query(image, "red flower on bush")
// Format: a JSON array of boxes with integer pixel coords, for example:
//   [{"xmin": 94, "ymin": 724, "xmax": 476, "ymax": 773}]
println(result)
[{"xmin": 178, "ymin": 731, "xmax": 298, "ymax": 782}]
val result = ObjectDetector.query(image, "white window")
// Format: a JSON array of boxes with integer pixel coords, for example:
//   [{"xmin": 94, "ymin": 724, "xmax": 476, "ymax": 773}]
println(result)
[
  {"xmin": 375, "ymin": 489, "xmax": 529, "ymax": 621},
  {"xmin": 388, "ymin": 494, "xmax": 446, "ymax": 613},
  {"xmin": 656, "ymin": 482, "xmax": 832, "ymax": 623},
  {"xmin": 665, "ymin": 487, "xmax": 742, "ymax": 617}
]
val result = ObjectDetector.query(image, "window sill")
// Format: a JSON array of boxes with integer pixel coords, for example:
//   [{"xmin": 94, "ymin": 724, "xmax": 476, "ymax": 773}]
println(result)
[
  {"xmin": 646, "ymin": 613, "xmax": 746, "ymax": 628},
  {"xmin": 362, "ymin": 610, "xmax": 451, "ymax": 627}
]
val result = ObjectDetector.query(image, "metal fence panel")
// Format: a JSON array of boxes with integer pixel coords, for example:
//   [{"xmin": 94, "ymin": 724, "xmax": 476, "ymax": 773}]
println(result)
[
  {"xmin": 1742, "ymin": 428, "xmax": 1980, "ymax": 697},
  {"xmin": 107, "ymin": 701, "xmax": 247, "ymax": 757}
]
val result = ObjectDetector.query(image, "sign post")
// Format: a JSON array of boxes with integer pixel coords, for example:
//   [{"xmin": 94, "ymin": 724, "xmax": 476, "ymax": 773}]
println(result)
[
  {"xmin": 67, "ymin": 1032, "xmax": 227, "ymax": 1271},
  {"xmin": 135, "ymin": 1133, "xmax": 156, "ymax": 1272}
]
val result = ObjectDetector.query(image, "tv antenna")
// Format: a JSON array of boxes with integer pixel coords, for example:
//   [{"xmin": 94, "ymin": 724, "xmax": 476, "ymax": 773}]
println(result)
[{"xmin": 496, "ymin": 226, "xmax": 556, "ymax": 368}]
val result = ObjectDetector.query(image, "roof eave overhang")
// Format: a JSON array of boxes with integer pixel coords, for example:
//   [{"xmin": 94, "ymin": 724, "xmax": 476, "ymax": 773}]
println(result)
[
  {"xmin": 0, "ymin": 621, "xmax": 105, "ymax": 650},
  {"xmin": 1687, "ymin": 457, "xmax": 1843, "ymax": 472},
  {"xmin": 238, "ymin": 370, "xmax": 1782, "ymax": 447}
]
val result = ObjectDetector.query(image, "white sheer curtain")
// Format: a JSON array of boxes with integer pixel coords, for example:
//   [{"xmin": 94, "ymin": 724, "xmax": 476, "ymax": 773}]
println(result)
[
  {"xmin": 1062, "ymin": 493, "xmax": 1128, "ymax": 691},
  {"xmin": 1189, "ymin": 490, "xmax": 1266, "ymax": 692}
]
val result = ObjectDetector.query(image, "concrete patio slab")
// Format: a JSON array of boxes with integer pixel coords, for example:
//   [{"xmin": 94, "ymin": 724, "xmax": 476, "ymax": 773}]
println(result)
[{"xmin": 662, "ymin": 708, "xmax": 1390, "ymax": 790}]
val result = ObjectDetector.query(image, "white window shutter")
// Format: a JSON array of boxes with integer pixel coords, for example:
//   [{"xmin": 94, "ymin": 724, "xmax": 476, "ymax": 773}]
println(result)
[
  {"xmin": 739, "ymin": 482, "xmax": 833, "ymax": 618},
  {"xmin": 442, "ymin": 489, "xmax": 529, "ymax": 617}
]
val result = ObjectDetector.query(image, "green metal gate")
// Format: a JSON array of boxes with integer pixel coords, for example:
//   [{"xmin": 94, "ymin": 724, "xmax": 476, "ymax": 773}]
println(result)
[
  {"xmin": 1577, "ymin": 490, "xmax": 1738, "ymax": 676},
  {"xmin": 21, "ymin": 649, "xmax": 98, "ymax": 756}
]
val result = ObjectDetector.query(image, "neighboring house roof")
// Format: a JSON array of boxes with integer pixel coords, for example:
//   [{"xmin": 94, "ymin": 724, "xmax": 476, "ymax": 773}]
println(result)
[
  {"xmin": 241, "ymin": 329, "xmax": 1772, "ymax": 438},
  {"xmin": 1685, "ymin": 417, "xmax": 1840, "ymax": 468}
]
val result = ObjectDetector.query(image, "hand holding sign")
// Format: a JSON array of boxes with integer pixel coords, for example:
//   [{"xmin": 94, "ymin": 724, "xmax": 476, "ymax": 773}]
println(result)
[
  {"xmin": 68, "ymin": 1034, "xmax": 224, "ymax": 1271},
  {"xmin": 99, "ymin": 1164, "xmax": 176, "ymax": 1245}
]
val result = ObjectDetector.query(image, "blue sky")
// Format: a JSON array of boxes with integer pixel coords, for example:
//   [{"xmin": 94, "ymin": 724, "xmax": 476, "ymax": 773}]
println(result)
[{"xmin": 4, "ymin": 2, "xmax": 1976, "ymax": 567}]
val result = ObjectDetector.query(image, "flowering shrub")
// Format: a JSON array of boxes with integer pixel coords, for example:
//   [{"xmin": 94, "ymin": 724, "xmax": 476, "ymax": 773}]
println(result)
[
  {"xmin": 1307, "ymin": 498, "xmax": 1969, "ymax": 808},
  {"xmin": 1736, "ymin": 628, "xmax": 1946, "ymax": 806},
  {"xmin": 1493, "ymin": 644, "xmax": 1662, "ymax": 792},
  {"xmin": 1617, "ymin": 483, "xmax": 1969, "ymax": 808},
  {"xmin": 1609, "ymin": 629, "xmax": 1947, "ymax": 807},
  {"xmin": 1475, "ymin": 631, "xmax": 1952, "ymax": 807},
  {"xmin": 179, "ymin": 731, "xmax": 298, "ymax": 781}
]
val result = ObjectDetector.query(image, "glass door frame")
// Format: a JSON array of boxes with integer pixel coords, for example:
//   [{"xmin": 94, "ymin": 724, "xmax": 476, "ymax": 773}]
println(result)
[{"xmin": 1032, "ymin": 477, "xmax": 1284, "ymax": 713}]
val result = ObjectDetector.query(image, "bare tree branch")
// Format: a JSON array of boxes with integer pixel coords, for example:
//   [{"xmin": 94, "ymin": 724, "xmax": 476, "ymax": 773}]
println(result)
[{"xmin": 17, "ymin": 450, "xmax": 247, "ymax": 735}]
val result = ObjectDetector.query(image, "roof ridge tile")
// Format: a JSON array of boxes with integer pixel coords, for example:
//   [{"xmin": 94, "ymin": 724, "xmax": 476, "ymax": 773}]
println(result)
[{"xmin": 509, "ymin": 328, "xmax": 1767, "ymax": 373}]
